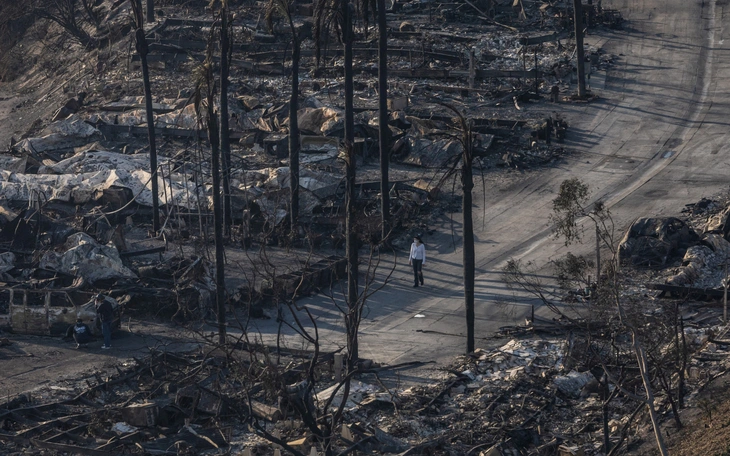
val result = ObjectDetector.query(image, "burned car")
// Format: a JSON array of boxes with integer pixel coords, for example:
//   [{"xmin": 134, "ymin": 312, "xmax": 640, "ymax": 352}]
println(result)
[{"xmin": 0, "ymin": 285, "xmax": 121, "ymax": 336}]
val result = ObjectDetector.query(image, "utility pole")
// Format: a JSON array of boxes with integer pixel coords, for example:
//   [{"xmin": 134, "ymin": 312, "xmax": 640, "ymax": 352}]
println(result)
[
  {"xmin": 131, "ymin": 0, "xmax": 160, "ymax": 234},
  {"xmin": 534, "ymin": 46, "xmax": 539, "ymax": 97},
  {"xmin": 378, "ymin": 0, "xmax": 390, "ymax": 242},
  {"xmin": 573, "ymin": 0, "xmax": 587, "ymax": 97},
  {"xmin": 722, "ymin": 258, "xmax": 728, "ymax": 324},
  {"xmin": 463, "ymin": 127, "xmax": 475, "ymax": 353},
  {"xmin": 343, "ymin": 1, "xmax": 359, "ymax": 363},
  {"xmin": 220, "ymin": 4, "xmax": 233, "ymax": 235}
]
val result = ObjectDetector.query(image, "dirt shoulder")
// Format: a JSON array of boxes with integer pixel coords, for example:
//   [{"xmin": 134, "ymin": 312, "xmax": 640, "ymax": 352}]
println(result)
[{"xmin": 633, "ymin": 369, "xmax": 730, "ymax": 455}]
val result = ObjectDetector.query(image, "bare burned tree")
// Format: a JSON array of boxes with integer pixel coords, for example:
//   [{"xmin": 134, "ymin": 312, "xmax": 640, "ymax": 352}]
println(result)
[
  {"xmin": 503, "ymin": 178, "xmax": 669, "ymax": 456},
  {"xmin": 80, "ymin": 0, "xmax": 100, "ymax": 27},
  {"xmin": 217, "ymin": 0, "xmax": 234, "ymax": 235},
  {"xmin": 573, "ymin": 0, "xmax": 587, "ymax": 97},
  {"xmin": 313, "ymin": 0, "xmax": 360, "ymax": 361},
  {"xmin": 193, "ymin": 35, "xmax": 226, "ymax": 345},
  {"xmin": 440, "ymin": 104, "xmax": 476, "ymax": 353},
  {"xmin": 425, "ymin": 102, "xmax": 479, "ymax": 353},
  {"xmin": 376, "ymin": 0, "xmax": 390, "ymax": 241},
  {"xmin": 266, "ymin": 0, "xmax": 302, "ymax": 236},
  {"xmin": 218, "ymin": 207, "xmax": 396, "ymax": 455},
  {"xmin": 32, "ymin": 0, "xmax": 96, "ymax": 47},
  {"xmin": 130, "ymin": 0, "xmax": 161, "ymax": 234}
]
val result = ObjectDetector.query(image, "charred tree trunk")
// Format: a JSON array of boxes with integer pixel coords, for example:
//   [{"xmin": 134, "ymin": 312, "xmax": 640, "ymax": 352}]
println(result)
[
  {"xmin": 139, "ymin": 46, "xmax": 160, "ymax": 234},
  {"xmin": 602, "ymin": 374, "xmax": 610, "ymax": 454},
  {"xmin": 208, "ymin": 91, "xmax": 227, "ymax": 346},
  {"xmin": 131, "ymin": 0, "xmax": 160, "ymax": 234},
  {"xmin": 220, "ymin": 6, "xmax": 233, "ymax": 234},
  {"xmin": 343, "ymin": 1, "xmax": 359, "ymax": 363},
  {"xmin": 462, "ymin": 126, "xmax": 475, "ymax": 353},
  {"xmin": 377, "ymin": 0, "xmax": 390, "ymax": 241},
  {"xmin": 146, "ymin": 0, "xmax": 154, "ymax": 22},
  {"xmin": 289, "ymin": 34, "xmax": 301, "ymax": 234},
  {"xmin": 573, "ymin": 0, "xmax": 586, "ymax": 97},
  {"xmin": 614, "ymin": 284, "xmax": 668, "ymax": 455},
  {"xmin": 595, "ymin": 224, "xmax": 601, "ymax": 287},
  {"xmin": 633, "ymin": 334, "xmax": 668, "ymax": 455}
]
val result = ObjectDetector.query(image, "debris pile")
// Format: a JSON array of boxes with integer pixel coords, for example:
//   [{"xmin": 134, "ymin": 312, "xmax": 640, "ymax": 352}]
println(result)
[
  {"xmin": 3, "ymin": 328, "xmax": 728, "ymax": 456},
  {"xmin": 0, "ymin": 0, "xmax": 620, "ymax": 250},
  {"xmin": 614, "ymin": 196, "xmax": 730, "ymax": 299}
]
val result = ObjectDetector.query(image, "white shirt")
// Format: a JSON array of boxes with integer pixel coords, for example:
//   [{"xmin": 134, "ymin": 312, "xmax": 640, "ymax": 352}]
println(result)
[{"xmin": 410, "ymin": 242, "xmax": 426, "ymax": 264}]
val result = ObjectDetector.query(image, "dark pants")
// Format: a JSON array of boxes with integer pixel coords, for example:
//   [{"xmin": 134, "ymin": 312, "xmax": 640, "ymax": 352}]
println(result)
[
  {"xmin": 74, "ymin": 332, "xmax": 92, "ymax": 345},
  {"xmin": 102, "ymin": 321, "xmax": 112, "ymax": 347},
  {"xmin": 412, "ymin": 259, "xmax": 423, "ymax": 285}
]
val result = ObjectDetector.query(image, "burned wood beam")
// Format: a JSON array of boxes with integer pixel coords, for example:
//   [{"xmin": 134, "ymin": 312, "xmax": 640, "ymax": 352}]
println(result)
[
  {"xmin": 411, "ymin": 114, "xmax": 527, "ymax": 128},
  {"xmin": 133, "ymin": 50, "xmax": 524, "ymax": 80},
  {"xmin": 519, "ymin": 32, "xmax": 571, "ymax": 45},
  {"xmin": 15, "ymin": 412, "xmax": 96, "ymax": 439},
  {"xmin": 146, "ymin": 42, "xmax": 191, "ymax": 54},
  {"xmin": 95, "ymin": 431, "xmax": 143, "ymax": 451},
  {"xmin": 149, "ymin": 39, "xmax": 208, "ymax": 50},
  {"xmin": 98, "ymin": 124, "xmax": 246, "ymax": 141},
  {"xmin": 390, "ymin": 68, "xmax": 538, "ymax": 79},
  {"xmin": 153, "ymin": 39, "xmax": 280, "ymax": 53},
  {"xmin": 390, "ymin": 81, "xmax": 503, "ymax": 95},
  {"xmin": 245, "ymin": 47, "xmax": 467, "ymax": 63},
  {"xmin": 119, "ymin": 245, "xmax": 166, "ymax": 258},
  {"xmin": 418, "ymin": 374, "xmax": 470, "ymax": 413},
  {"xmin": 389, "ymin": 30, "xmax": 478, "ymax": 42},
  {"xmin": 647, "ymin": 283, "xmax": 727, "ymax": 300},
  {"xmin": 233, "ymin": 59, "xmax": 288, "ymax": 75},
  {"xmin": 337, "ymin": 435, "xmax": 376, "ymax": 455},
  {"xmin": 398, "ymin": 438, "xmax": 445, "ymax": 455},
  {"xmin": 44, "ymin": 424, "xmax": 89, "ymax": 444},
  {"xmin": 99, "ymin": 103, "xmax": 177, "ymax": 114},
  {"xmin": 30, "ymin": 438, "xmax": 112, "ymax": 456},
  {"xmin": 151, "ymin": 39, "xmax": 478, "ymax": 62},
  {"xmin": 161, "ymin": 17, "xmax": 239, "ymax": 27},
  {"xmin": 131, "ymin": 53, "xmax": 288, "ymax": 75},
  {"xmin": 0, "ymin": 432, "xmax": 29, "ymax": 445}
]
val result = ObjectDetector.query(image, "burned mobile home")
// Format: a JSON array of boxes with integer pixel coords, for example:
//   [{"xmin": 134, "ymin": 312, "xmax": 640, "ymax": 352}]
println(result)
[
  {"xmin": 0, "ymin": 0, "xmax": 619, "ymax": 326},
  {"xmin": 0, "ymin": 0, "xmax": 681, "ymax": 454},
  {"xmin": 0, "ymin": 0, "xmax": 615, "ymax": 252}
]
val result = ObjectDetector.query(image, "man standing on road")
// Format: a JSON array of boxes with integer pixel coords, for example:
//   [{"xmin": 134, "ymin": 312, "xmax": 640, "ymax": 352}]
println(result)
[
  {"xmin": 95, "ymin": 294, "xmax": 113, "ymax": 349},
  {"xmin": 409, "ymin": 235, "xmax": 426, "ymax": 287}
]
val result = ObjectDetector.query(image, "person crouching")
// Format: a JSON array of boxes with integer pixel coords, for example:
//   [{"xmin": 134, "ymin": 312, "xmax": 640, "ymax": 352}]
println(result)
[{"xmin": 69, "ymin": 318, "xmax": 92, "ymax": 349}]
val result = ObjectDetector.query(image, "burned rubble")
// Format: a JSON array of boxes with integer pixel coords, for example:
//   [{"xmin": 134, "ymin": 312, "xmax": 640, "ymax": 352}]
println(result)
[
  {"xmin": 1, "ymin": 318, "xmax": 728, "ymax": 456},
  {"xmin": 0, "ymin": 0, "xmax": 677, "ymax": 455},
  {"xmin": 0, "ymin": 0, "xmax": 618, "ymax": 335},
  {"xmin": 617, "ymin": 194, "xmax": 730, "ymax": 299}
]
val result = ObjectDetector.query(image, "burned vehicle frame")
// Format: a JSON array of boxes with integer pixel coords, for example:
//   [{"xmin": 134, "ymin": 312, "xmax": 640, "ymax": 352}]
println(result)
[{"xmin": 0, "ymin": 286, "xmax": 121, "ymax": 336}]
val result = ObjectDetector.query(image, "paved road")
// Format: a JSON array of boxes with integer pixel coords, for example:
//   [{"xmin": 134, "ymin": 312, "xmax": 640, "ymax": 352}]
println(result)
[{"xmin": 245, "ymin": 0, "xmax": 730, "ymax": 381}]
